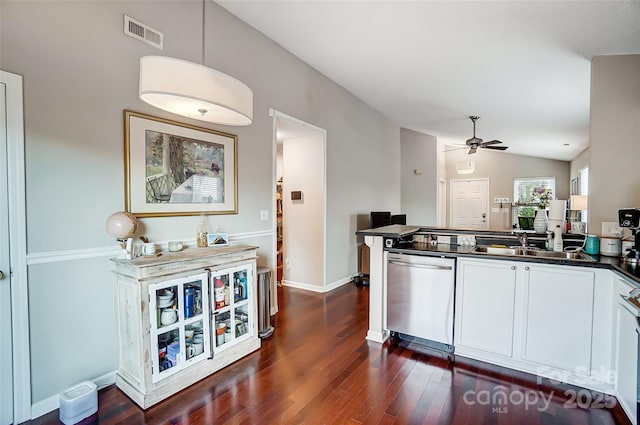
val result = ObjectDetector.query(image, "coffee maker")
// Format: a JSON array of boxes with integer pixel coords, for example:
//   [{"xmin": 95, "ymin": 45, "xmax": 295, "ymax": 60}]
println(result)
[{"xmin": 618, "ymin": 208, "xmax": 640, "ymax": 264}]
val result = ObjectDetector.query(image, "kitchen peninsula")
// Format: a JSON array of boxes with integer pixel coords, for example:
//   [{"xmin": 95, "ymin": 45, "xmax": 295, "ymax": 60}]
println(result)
[{"xmin": 357, "ymin": 224, "xmax": 640, "ymax": 425}]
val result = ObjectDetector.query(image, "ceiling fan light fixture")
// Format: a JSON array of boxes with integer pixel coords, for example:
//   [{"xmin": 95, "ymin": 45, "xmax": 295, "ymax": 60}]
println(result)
[
  {"xmin": 456, "ymin": 160, "xmax": 475, "ymax": 174},
  {"xmin": 139, "ymin": 56, "xmax": 253, "ymax": 126}
]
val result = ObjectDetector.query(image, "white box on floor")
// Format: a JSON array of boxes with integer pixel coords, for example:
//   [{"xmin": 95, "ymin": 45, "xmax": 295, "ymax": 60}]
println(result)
[{"xmin": 59, "ymin": 381, "xmax": 97, "ymax": 425}]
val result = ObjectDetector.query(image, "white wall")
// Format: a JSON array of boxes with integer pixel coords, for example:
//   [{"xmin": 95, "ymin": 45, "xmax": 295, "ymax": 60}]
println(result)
[
  {"xmin": 445, "ymin": 148, "xmax": 570, "ymax": 230},
  {"xmin": 282, "ymin": 134, "xmax": 325, "ymax": 289},
  {"xmin": 589, "ymin": 55, "xmax": 640, "ymax": 232},
  {"xmin": 400, "ymin": 128, "xmax": 438, "ymax": 225},
  {"xmin": 0, "ymin": 0, "xmax": 401, "ymax": 409},
  {"xmin": 570, "ymin": 148, "xmax": 589, "ymax": 181}
]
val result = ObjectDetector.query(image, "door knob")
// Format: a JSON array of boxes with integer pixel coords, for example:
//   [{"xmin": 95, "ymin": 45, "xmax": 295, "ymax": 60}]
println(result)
[{"xmin": 0, "ymin": 270, "xmax": 4, "ymax": 280}]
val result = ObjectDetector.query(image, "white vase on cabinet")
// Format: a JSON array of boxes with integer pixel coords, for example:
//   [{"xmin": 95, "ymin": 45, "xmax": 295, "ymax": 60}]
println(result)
[{"xmin": 533, "ymin": 209, "xmax": 548, "ymax": 233}]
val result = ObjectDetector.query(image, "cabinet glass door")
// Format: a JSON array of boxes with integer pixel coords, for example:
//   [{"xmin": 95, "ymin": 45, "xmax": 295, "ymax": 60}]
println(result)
[
  {"xmin": 210, "ymin": 264, "xmax": 253, "ymax": 351},
  {"xmin": 149, "ymin": 272, "xmax": 210, "ymax": 383}
]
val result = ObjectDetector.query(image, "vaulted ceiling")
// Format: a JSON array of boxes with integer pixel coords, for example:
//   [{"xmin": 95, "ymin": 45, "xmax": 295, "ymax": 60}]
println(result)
[{"xmin": 218, "ymin": 0, "xmax": 640, "ymax": 161}]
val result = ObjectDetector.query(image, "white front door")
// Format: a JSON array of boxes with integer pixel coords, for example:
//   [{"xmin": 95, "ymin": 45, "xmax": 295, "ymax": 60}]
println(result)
[
  {"xmin": 450, "ymin": 178, "xmax": 489, "ymax": 229},
  {"xmin": 0, "ymin": 78, "xmax": 13, "ymax": 425}
]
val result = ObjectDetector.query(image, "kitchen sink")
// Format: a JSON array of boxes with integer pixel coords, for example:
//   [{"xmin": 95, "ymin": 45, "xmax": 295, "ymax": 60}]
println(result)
[
  {"xmin": 470, "ymin": 246, "xmax": 595, "ymax": 262},
  {"xmin": 520, "ymin": 250, "xmax": 592, "ymax": 260},
  {"xmin": 472, "ymin": 246, "xmax": 524, "ymax": 256}
]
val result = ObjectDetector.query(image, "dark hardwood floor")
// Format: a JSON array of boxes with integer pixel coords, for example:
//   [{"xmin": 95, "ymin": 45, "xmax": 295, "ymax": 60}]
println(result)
[{"xmin": 30, "ymin": 283, "xmax": 631, "ymax": 425}]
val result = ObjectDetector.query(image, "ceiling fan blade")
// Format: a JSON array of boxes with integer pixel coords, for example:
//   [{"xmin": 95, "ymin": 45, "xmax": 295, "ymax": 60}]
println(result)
[
  {"xmin": 482, "ymin": 145, "xmax": 509, "ymax": 151},
  {"xmin": 481, "ymin": 139, "xmax": 502, "ymax": 146},
  {"xmin": 443, "ymin": 146, "xmax": 469, "ymax": 152},
  {"xmin": 468, "ymin": 146, "xmax": 477, "ymax": 154}
]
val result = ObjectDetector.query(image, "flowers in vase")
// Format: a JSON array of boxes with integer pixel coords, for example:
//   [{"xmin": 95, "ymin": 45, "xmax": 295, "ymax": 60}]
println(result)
[{"xmin": 532, "ymin": 186, "xmax": 553, "ymax": 209}]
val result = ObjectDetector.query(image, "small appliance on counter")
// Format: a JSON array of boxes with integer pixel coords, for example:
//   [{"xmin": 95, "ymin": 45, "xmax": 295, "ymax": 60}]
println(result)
[
  {"xmin": 584, "ymin": 234, "xmax": 600, "ymax": 255},
  {"xmin": 599, "ymin": 236, "xmax": 622, "ymax": 257},
  {"xmin": 618, "ymin": 208, "xmax": 640, "ymax": 264}
]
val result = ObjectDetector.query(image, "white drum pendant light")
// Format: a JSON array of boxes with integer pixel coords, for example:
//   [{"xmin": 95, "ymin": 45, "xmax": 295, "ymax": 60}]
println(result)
[
  {"xmin": 139, "ymin": 1, "xmax": 253, "ymax": 126},
  {"xmin": 139, "ymin": 56, "xmax": 253, "ymax": 125}
]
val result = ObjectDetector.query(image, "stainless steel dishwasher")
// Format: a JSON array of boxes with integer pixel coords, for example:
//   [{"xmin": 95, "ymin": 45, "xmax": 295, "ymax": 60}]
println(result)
[{"xmin": 386, "ymin": 253, "xmax": 455, "ymax": 350}]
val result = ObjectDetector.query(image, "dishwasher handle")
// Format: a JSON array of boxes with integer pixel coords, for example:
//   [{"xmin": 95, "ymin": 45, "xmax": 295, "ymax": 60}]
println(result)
[{"xmin": 388, "ymin": 259, "xmax": 453, "ymax": 271}]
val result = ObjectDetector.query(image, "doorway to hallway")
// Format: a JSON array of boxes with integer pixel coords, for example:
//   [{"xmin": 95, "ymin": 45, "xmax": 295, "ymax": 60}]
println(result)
[{"xmin": 271, "ymin": 110, "xmax": 327, "ymax": 293}]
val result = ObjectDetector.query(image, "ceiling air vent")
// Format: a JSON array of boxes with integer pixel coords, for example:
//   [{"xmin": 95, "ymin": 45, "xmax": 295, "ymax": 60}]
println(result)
[{"xmin": 124, "ymin": 15, "xmax": 163, "ymax": 50}]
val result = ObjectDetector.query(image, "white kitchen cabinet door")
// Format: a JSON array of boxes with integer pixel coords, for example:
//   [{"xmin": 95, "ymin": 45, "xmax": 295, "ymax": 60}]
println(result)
[
  {"xmin": 210, "ymin": 263, "xmax": 254, "ymax": 352},
  {"xmin": 455, "ymin": 259, "xmax": 517, "ymax": 357},
  {"xmin": 614, "ymin": 278, "xmax": 638, "ymax": 425},
  {"xmin": 149, "ymin": 272, "xmax": 211, "ymax": 384},
  {"xmin": 522, "ymin": 265, "xmax": 594, "ymax": 374}
]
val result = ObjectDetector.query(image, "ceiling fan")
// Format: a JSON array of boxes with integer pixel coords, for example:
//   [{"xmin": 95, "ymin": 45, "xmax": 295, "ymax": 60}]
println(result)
[{"xmin": 453, "ymin": 116, "xmax": 509, "ymax": 155}]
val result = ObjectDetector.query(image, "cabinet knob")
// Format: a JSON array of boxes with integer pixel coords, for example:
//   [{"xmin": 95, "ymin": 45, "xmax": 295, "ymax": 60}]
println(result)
[
  {"xmin": 0, "ymin": 270, "xmax": 4, "ymax": 280},
  {"xmin": 525, "ymin": 266, "xmax": 530, "ymax": 271},
  {"xmin": 511, "ymin": 266, "xmax": 516, "ymax": 270}
]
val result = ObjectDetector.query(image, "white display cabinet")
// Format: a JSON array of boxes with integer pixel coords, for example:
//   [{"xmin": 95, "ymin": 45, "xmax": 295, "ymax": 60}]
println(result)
[{"xmin": 111, "ymin": 245, "xmax": 260, "ymax": 409}]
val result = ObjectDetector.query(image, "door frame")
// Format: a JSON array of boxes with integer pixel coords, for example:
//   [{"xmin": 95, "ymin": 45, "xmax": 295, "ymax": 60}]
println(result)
[
  {"xmin": 0, "ymin": 70, "xmax": 30, "ymax": 423},
  {"xmin": 269, "ymin": 108, "xmax": 327, "ymax": 293},
  {"xmin": 449, "ymin": 178, "xmax": 490, "ymax": 229},
  {"xmin": 437, "ymin": 178, "xmax": 446, "ymax": 227}
]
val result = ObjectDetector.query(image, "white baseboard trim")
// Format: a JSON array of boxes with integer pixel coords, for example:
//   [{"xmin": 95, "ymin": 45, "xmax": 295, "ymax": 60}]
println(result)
[
  {"xmin": 26, "ymin": 230, "xmax": 274, "ymax": 265},
  {"xmin": 282, "ymin": 280, "xmax": 325, "ymax": 292},
  {"xmin": 325, "ymin": 276, "xmax": 353, "ymax": 292},
  {"xmin": 30, "ymin": 370, "xmax": 116, "ymax": 420},
  {"xmin": 282, "ymin": 276, "xmax": 353, "ymax": 293}
]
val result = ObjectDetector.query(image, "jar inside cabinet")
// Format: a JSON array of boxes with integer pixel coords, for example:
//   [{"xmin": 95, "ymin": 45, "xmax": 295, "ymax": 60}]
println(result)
[
  {"xmin": 214, "ymin": 311, "xmax": 231, "ymax": 347},
  {"xmin": 149, "ymin": 272, "xmax": 210, "ymax": 383},
  {"xmin": 234, "ymin": 305, "xmax": 249, "ymax": 339},
  {"xmin": 212, "ymin": 275, "xmax": 230, "ymax": 310}
]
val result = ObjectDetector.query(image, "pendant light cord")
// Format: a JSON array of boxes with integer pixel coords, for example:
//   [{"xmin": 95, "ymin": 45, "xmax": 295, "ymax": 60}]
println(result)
[{"xmin": 201, "ymin": 0, "xmax": 206, "ymax": 65}]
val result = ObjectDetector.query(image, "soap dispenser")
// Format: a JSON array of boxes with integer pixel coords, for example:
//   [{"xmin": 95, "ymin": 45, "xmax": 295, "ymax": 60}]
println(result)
[
  {"xmin": 553, "ymin": 224, "xmax": 563, "ymax": 252},
  {"xmin": 545, "ymin": 231, "xmax": 554, "ymax": 251}
]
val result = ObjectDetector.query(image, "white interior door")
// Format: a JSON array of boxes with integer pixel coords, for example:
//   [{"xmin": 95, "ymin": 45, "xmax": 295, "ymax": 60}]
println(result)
[
  {"xmin": 450, "ymin": 178, "xmax": 489, "ymax": 229},
  {"xmin": 0, "ymin": 78, "xmax": 13, "ymax": 425}
]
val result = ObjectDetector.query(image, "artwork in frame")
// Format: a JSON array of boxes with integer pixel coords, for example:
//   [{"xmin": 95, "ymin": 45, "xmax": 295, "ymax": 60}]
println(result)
[
  {"xmin": 207, "ymin": 232, "xmax": 229, "ymax": 247},
  {"xmin": 124, "ymin": 110, "xmax": 238, "ymax": 217}
]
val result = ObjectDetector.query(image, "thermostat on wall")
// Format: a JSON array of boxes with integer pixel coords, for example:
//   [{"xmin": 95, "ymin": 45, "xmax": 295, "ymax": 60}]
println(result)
[{"xmin": 291, "ymin": 190, "xmax": 302, "ymax": 201}]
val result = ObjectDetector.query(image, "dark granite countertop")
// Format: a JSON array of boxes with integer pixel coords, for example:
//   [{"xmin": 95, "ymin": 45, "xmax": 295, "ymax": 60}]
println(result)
[
  {"xmin": 357, "ymin": 225, "xmax": 640, "ymax": 288},
  {"xmin": 355, "ymin": 224, "xmax": 421, "ymax": 238}
]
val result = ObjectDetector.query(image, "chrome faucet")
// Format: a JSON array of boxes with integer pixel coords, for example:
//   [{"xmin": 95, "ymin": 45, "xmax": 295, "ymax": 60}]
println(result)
[{"xmin": 517, "ymin": 232, "xmax": 528, "ymax": 247}]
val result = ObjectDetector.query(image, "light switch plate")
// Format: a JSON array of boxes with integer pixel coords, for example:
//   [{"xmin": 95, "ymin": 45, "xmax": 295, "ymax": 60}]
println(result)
[
  {"xmin": 601, "ymin": 221, "xmax": 622, "ymax": 237},
  {"xmin": 260, "ymin": 210, "xmax": 269, "ymax": 221}
]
